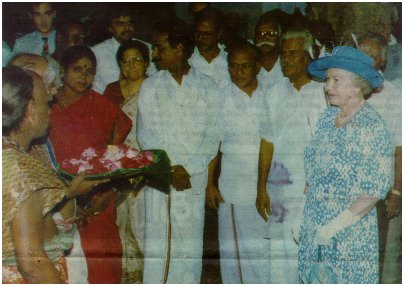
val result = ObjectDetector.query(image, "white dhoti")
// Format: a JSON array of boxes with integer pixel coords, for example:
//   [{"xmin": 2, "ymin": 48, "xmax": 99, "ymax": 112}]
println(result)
[
  {"xmin": 218, "ymin": 202, "xmax": 271, "ymax": 284},
  {"xmin": 143, "ymin": 172, "xmax": 207, "ymax": 284},
  {"xmin": 265, "ymin": 157, "xmax": 306, "ymax": 284}
]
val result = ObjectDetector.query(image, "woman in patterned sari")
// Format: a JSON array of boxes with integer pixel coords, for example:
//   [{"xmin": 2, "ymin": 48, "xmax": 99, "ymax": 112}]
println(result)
[
  {"xmin": 2, "ymin": 66, "xmax": 105, "ymax": 283},
  {"xmin": 104, "ymin": 39, "xmax": 149, "ymax": 283}
]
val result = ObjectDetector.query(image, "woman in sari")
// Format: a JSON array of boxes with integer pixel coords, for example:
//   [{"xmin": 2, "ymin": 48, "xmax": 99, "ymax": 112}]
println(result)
[
  {"xmin": 48, "ymin": 46, "xmax": 132, "ymax": 284},
  {"xmin": 104, "ymin": 39, "xmax": 149, "ymax": 283},
  {"xmin": 2, "ymin": 66, "xmax": 104, "ymax": 283}
]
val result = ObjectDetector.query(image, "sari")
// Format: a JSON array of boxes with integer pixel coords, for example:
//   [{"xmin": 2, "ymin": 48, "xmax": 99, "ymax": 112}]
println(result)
[
  {"xmin": 49, "ymin": 89, "xmax": 132, "ymax": 283},
  {"xmin": 2, "ymin": 141, "xmax": 70, "ymax": 283}
]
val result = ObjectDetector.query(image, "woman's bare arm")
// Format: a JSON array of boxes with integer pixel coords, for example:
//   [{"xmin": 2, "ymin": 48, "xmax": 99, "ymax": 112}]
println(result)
[{"xmin": 11, "ymin": 191, "xmax": 63, "ymax": 283}]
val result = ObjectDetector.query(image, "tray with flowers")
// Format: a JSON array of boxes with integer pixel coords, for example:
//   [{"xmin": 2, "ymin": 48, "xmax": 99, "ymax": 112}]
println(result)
[{"xmin": 54, "ymin": 144, "xmax": 171, "ymax": 193}]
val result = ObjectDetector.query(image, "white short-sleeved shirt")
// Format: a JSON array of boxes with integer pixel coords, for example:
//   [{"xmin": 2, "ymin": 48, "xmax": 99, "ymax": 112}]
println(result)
[
  {"xmin": 367, "ymin": 79, "xmax": 402, "ymax": 147},
  {"xmin": 219, "ymin": 83, "xmax": 272, "ymax": 206},
  {"xmin": 189, "ymin": 44, "xmax": 231, "ymax": 88},
  {"xmin": 257, "ymin": 58, "xmax": 286, "ymax": 91},
  {"xmin": 91, "ymin": 37, "xmax": 157, "ymax": 94},
  {"xmin": 13, "ymin": 30, "xmax": 56, "ymax": 56},
  {"xmin": 137, "ymin": 67, "xmax": 220, "ymax": 175},
  {"xmin": 262, "ymin": 79, "xmax": 328, "ymax": 191}
]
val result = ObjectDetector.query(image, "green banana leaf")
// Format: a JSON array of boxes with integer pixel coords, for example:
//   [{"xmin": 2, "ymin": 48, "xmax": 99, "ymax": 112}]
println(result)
[{"xmin": 55, "ymin": 149, "xmax": 171, "ymax": 194}]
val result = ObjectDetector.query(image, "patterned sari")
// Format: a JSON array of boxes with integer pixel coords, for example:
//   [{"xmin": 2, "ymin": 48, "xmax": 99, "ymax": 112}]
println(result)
[{"xmin": 2, "ymin": 141, "xmax": 71, "ymax": 283}]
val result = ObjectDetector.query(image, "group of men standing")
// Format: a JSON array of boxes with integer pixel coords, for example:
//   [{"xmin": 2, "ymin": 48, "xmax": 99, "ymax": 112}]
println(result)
[{"xmin": 4, "ymin": 2, "xmax": 401, "ymax": 284}]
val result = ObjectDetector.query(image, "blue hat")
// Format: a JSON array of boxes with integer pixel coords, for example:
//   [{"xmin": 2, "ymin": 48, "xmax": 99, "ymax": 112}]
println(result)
[{"xmin": 307, "ymin": 46, "xmax": 384, "ymax": 89}]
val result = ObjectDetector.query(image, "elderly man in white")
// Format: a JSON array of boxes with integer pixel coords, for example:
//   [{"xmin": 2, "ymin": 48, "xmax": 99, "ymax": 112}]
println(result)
[
  {"xmin": 257, "ymin": 28, "xmax": 328, "ymax": 283},
  {"xmin": 189, "ymin": 7, "xmax": 231, "ymax": 89},
  {"xmin": 206, "ymin": 42, "xmax": 273, "ymax": 284},
  {"xmin": 137, "ymin": 19, "xmax": 219, "ymax": 284},
  {"xmin": 91, "ymin": 7, "xmax": 156, "ymax": 94},
  {"xmin": 254, "ymin": 12, "xmax": 285, "ymax": 90},
  {"xmin": 359, "ymin": 33, "xmax": 402, "ymax": 284}
]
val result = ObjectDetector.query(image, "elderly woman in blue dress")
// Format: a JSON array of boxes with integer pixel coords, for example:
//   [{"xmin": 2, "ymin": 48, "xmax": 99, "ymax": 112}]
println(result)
[{"xmin": 298, "ymin": 46, "xmax": 394, "ymax": 284}]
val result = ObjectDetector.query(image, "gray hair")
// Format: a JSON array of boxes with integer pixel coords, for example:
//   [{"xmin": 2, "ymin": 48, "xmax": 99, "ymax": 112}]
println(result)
[
  {"xmin": 44, "ymin": 55, "xmax": 62, "ymax": 88},
  {"xmin": 281, "ymin": 28, "xmax": 314, "ymax": 55},
  {"xmin": 2, "ymin": 66, "xmax": 34, "ymax": 135},
  {"xmin": 350, "ymin": 73, "xmax": 373, "ymax": 98}
]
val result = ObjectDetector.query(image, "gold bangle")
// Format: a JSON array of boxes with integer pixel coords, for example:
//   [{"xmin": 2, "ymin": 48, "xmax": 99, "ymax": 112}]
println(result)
[{"xmin": 391, "ymin": 189, "xmax": 401, "ymax": 197}]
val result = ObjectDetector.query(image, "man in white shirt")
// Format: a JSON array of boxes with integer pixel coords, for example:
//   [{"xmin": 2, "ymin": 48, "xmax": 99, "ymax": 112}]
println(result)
[
  {"xmin": 254, "ymin": 12, "xmax": 284, "ymax": 90},
  {"xmin": 359, "ymin": 33, "xmax": 402, "ymax": 284},
  {"xmin": 13, "ymin": 3, "xmax": 56, "ymax": 56},
  {"xmin": 206, "ymin": 42, "xmax": 273, "ymax": 283},
  {"xmin": 189, "ymin": 7, "xmax": 231, "ymax": 88},
  {"xmin": 258, "ymin": 28, "xmax": 328, "ymax": 283},
  {"xmin": 137, "ymin": 18, "xmax": 219, "ymax": 284},
  {"xmin": 91, "ymin": 8, "xmax": 156, "ymax": 94}
]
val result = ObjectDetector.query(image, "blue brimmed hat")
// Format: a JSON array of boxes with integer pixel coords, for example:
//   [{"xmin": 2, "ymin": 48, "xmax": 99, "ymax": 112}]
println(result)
[{"xmin": 307, "ymin": 46, "xmax": 384, "ymax": 88}]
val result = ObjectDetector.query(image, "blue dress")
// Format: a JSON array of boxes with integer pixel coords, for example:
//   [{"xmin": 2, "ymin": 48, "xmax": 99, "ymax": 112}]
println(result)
[{"xmin": 298, "ymin": 103, "xmax": 394, "ymax": 284}]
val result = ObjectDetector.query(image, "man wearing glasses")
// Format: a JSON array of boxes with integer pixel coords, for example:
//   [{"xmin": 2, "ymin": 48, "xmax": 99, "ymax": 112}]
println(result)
[{"xmin": 254, "ymin": 13, "xmax": 285, "ymax": 90}]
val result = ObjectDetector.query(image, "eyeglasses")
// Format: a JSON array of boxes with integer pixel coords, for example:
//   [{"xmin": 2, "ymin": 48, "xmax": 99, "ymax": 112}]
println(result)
[
  {"xmin": 120, "ymin": 57, "xmax": 145, "ymax": 66},
  {"xmin": 258, "ymin": 31, "xmax": 278, "ymax": 38}
]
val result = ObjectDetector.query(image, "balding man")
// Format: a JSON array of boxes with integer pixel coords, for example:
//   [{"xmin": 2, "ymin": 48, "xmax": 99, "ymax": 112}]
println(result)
[
  {"xmin": 206, "ymin": 42, "xmax": 272, "ymax": 283},
  {"xmin": 9, "ymin": 53, "xmax": 59, "ymax": 96}
]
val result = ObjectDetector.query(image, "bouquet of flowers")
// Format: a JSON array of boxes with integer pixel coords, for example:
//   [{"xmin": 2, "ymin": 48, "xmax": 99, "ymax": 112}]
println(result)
[
  {"xmin": 55, "ymin": 144, "xmax": 171, "ymax": 193},
  {"xmin": 61, "ymin": 144, "xmax": 154, "ymax": 175}
]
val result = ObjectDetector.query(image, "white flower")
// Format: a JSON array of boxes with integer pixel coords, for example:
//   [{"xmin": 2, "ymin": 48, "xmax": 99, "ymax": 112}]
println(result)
[
  {"xmin": 78, "ymin": 161, "xmax": 93, "ymax": 173},
  {"xmin": 69, "ymin": 158, "xmax": 87, "ymax": 165},
  {"xmin": 103, "ymin": 160, "xmax": 122, "ymax": 171},
  {"xmin": 126, "ymin": 148, "xmax": 139, "ymax": 158},
  {"xmin": 82, "ymin": 147, "xmax": 97, "ymax": 159},
  {"xmin": 102, "ymin": 145, "xmax": 125, "ymax": 162}
]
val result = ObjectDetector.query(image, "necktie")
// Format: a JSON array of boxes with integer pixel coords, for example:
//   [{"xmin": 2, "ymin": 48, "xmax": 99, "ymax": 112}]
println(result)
[{"xmin": 42, "ymin": 37, "xmax": 49, "ymax": 56}]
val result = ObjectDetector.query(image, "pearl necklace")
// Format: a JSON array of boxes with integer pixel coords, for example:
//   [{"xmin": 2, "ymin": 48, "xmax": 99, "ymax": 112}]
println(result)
[{"xmin": 336, "ymin": 100, "xmax": 365, "ymax": 127}]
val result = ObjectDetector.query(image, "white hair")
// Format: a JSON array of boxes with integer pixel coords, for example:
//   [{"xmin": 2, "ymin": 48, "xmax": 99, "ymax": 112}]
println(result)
[{"xmin": 281, "ymin": 28, "xmax": 314, "ymax": 56}]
